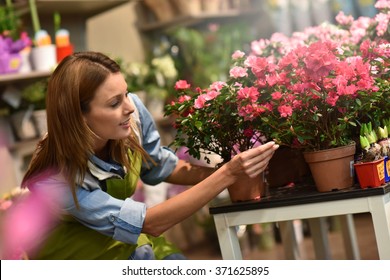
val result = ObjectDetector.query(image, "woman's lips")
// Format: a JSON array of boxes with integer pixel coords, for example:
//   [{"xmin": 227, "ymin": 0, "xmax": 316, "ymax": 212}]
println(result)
[{"xmin": 120, "ymin": 118, "xmax": 130, "ymax": 126}]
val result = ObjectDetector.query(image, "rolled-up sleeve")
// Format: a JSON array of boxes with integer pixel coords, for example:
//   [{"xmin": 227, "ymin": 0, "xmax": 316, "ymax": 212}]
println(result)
[
  {"xmin": 131, "ymin": 94, "xmax": 178, "ymax": 185},
  {"xmin": 67, "ymin": 187, "xmax": 146, "ymax": 245},
  {"xmin": 31, "ymin": 174, "xmax": 147, "ymax": 245}
]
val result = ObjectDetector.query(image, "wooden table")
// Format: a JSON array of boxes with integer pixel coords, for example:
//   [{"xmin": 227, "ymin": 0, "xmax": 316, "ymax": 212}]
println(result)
[{"xmin": 209, "ymin": 184, "xmax": 390, "ymax": 259}]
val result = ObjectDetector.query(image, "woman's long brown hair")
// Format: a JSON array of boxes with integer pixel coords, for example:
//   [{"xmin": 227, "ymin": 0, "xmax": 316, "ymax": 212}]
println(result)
[{"xmin": 21, "ymin": 52, "xmax": 151, "ymax": 207}]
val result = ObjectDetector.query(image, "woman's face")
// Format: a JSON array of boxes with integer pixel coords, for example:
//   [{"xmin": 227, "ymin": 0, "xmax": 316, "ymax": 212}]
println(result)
[{"xmin": 83, "ymin": 72, "xmax": 134, "ymax": 150}]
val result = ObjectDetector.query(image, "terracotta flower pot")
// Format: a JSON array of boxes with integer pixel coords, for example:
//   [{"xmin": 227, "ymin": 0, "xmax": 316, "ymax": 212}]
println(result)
[
  {"xmin": 354, "ymin": 158, "xmax": 385, "ymax": 188},
  {"xmin": 227, "ymin": 173, "xmax": 264, "ymax": 202},
  {"xmin": 303, "ymin": 143, "xmax": 356, "ymax": 192},
  {"xmin": 267, "ymin": 146, "xmax": 311, "ymax": 188}
]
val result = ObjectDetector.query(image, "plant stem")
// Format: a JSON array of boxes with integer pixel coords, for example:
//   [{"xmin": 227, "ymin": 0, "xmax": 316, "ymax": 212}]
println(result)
[{"xmin": 28, "ymin": 0, "xmax": 40, "ymax": 35}]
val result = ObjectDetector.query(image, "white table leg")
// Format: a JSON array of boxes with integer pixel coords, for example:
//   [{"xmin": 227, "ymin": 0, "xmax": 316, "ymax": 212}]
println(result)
[
  {"xmin": 213, "ymin": 214, "xmax": 243, "ymax": 260},
  {"xmin": 278, "ymin": 221, "xmax": 301, "ymax": 259},
  {"xmin": 369, "ymin": 195, "xmax": 390, "ymax": 259},
  {"xmin": 308, "ymin": 217, "xmax": 332, "ymax": 259},
  {"xmin": 339, "ymin": 214, "xmax": 360, "ymax": 259}
]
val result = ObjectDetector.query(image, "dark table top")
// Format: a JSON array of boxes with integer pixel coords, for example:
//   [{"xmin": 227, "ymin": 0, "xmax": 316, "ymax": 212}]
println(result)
[{"xmin": 209, "ymin": 183, "xmax": 390, "ymax": 215}]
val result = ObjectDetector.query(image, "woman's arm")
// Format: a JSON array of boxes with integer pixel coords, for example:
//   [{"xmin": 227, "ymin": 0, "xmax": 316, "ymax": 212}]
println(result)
[
  {"xmin": 142, "ymin": 141, "xmax": 278, "ymax": 237},
  {"xmin": 163, "ymin": 159, "xmax": 214, "ymax": 186}
]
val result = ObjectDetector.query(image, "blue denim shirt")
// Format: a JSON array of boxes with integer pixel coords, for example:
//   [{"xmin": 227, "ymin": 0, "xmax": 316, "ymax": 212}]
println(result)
[
  {"xmin": 130, "ymin": 93, "xmax": 178, "ymax": 185},
  {"xmin": 34, "ymin": 93, "xmax": 178, "ymax": 245}
]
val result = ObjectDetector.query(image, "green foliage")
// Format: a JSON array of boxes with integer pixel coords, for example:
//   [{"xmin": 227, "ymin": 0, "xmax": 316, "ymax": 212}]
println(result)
[
  {"xmin": 0, "ymin": 1, "xmax": 22, "ymax": 40},
  {"xmin": 116, "ymin": 54, "xmax": 178, "ymax": 101},
  {"xmin": 168, "ymin": 22, "xmax": 254, "ymax": 87},
  {"xmin": 21, "ymin": 80, "xmax": 47, "ymax": 110}
]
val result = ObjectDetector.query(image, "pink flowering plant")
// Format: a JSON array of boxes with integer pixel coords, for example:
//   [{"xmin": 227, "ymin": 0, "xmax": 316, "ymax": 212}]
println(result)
[
  {"xmin": 165, "ymin": 79, "xmax": 266, "ymax": 163},
  {"xmin": 165, "ymin": 0, "xmax": 390, "ymax": 159}
]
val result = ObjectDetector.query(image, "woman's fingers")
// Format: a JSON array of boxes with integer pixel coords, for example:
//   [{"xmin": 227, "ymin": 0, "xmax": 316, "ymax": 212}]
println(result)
[{"xmin": 229, "ymin": 141, "xmax": 279, "ymax": 177}]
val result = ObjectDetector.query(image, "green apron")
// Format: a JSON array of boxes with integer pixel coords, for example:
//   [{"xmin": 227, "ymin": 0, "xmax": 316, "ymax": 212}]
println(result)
[{"xmin": 33, "ymin": 151, "xmax": 181, "ymax": 260}]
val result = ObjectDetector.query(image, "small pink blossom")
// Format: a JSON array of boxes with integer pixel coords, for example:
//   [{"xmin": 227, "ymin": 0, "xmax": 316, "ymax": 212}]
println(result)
[
  {"xmin": 238, "ymin": 104, "xmax": 260, "ymax": 121},
  {"xmin": 237, "ymin": 87, "xmax": 259, "ymax": 102},
  {"xmin": 174, "ymin": 80, "xmax": 191, "ymax": 90},
  {"xmin": 250, "ymin": 38, "xmax": 270, "ymax": 55},
  {"xmin": 271, "ymin": 91, "xmax": 283, "ymax": 100},
  {"xmin": 210, "ymin": 81, "xmax": 227, "ymax": 91},
  {"xmin": 335, "ymin": 11, "xmax": 354, "ymax": 26},
  {"xmin": 194, "ymin": 94, "xmax": 208, "ymax": 109},
  {"xmin": 326, "ymin": 92, "xmax": 339, "ymax": 106},
  {"xmin": 375, "ymin": 13, "xmax": 390, "ymax": 36},
  {"xmin": 232, "ymin": 50, "xmax": 245, "ymax": 59},
  {"xmin": 205, "ymin": 90, "xmax": 220, "ymax": 100},
  {"xmin": 229, "ymin": 66, "xmax": 248, "ymax": 78},
  {"xmin": 375, "ymin": 0, "xmax": 390, "ymax": 10},
  {"xmin": 178, "ymin": 95, "xmax": 191, "ymax": 103},
  {"xmin": 278, "ymin": 105, "xmax": 293, "ymax": 118},
  {"xmin": 233, "ymin": 82, "xmax": 243, "ymax": 88}
]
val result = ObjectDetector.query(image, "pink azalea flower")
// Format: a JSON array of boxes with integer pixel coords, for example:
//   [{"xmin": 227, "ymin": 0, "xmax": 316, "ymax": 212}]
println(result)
[
  {"xmin": 335, "ymin": 11, "xmax": 354, "ymax": 26},
  {"xmin": 174, "ymin": 80, "xmax": 191, "ymax": 90},
  {"xmin": 271, "ymin": 91, "xmax": 283, "ymax": 100},
  {"xmin": 210, "ymin": 81, "xmax": 227, "ymax": 91},
  {"xmin": 178, "ymin": 95, "xmax": 191, "ymax": 103},
  {"xmin": 194, "ymin": 94, "xmax": 208, "ymax": 109},
  {"xmin": 237, "ymin": 87, "xmax": 259, "ymax": 102},
  {"xmin": 229, "ymin": 66, "xmax": 248, "ymax": 78},
  {"xmin": 231, "ymin": 50, "xmax": 245, "ymax": 59},
  {"xmin": 205, "ymin": 90, "xmax": 220, "ymax": 100},
  {"xmin": 278, "ymin": 105, "xmax": 293, "ymax": 118},
  {"xmin": 375, "ymin": 13, "xmax": 390, "ymax": 36},
  {"xmin": 375, "ymin": 0, "xmax": 390, "ymax": 9}
]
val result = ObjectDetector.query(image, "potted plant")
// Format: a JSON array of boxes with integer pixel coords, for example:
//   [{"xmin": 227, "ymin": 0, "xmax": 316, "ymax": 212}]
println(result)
[
  {"xmin": 165, "ymin": 78, "xmax": 268, "ymax": 202},
  {"xmin": 20, "ymin": 79, "xmax": 47, "ymax": 137},
  {"xmin": 354, "ymin": 121, "xmax": 390, "ymax": 188},
  {"xmin": 165, "ymin": 0, "xmax": 390, "ymax": 193},
  {"xmin": 0, "ymin": 1, "xmax": 32, "ymax": 74}
]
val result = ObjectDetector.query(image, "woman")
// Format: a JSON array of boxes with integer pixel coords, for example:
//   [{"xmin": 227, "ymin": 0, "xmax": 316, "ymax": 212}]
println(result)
[{"xmin": 21, "ymin": 51, "xmax": 279, "ymax": 260}]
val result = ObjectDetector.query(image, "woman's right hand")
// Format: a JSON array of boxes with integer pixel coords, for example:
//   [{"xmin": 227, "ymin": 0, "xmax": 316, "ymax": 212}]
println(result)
[{"xmin": 223, "ymin": 141, "xmax": 279, "ymax": 180}]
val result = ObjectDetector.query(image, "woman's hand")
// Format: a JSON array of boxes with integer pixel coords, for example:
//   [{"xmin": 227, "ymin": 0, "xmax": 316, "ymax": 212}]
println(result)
[{"xmin": 224, "ymin": 141, "xmax": 279, "ymax": 180}]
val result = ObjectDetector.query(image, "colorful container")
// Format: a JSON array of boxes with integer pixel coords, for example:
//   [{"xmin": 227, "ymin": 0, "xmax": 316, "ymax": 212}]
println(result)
[
  {"xmin": 385, "ymin": 156, "xmax": 390, "ymax": 183},
  {"xmin": 354, "ymin": 158, "xmax": 385, "ymax": 189}
]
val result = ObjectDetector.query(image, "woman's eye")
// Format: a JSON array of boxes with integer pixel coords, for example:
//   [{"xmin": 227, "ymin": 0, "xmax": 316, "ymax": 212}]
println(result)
[
  {"xmin": 110, "ymin": 100, "xmax": 120, "ymax": 108},
  {"xmin": 109, "ymin": 93, "xmax": 127, "ymax": 108}
]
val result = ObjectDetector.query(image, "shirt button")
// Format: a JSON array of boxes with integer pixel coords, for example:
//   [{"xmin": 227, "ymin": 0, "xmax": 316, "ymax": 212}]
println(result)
[{"xmin": 110, "ymin": 216, "xmax": 115, "ymax": 222}]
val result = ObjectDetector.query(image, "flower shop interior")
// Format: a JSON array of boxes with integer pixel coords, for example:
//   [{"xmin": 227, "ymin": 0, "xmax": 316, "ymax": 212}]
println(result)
[{"xmin": 1, "ymin": 0, "xmax": 389, "ymax": 260}]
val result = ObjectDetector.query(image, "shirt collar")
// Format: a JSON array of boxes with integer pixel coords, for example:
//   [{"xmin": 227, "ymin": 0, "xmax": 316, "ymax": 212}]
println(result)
[{"xmin": 89, "ymin": 154, "xmax": 124, "ymax": 174}]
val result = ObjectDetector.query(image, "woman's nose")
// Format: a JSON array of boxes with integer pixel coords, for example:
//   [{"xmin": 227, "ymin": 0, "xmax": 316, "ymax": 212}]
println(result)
[{"xmin": 124, "ymin": 95, "xmax": 135, "ymax": 114}]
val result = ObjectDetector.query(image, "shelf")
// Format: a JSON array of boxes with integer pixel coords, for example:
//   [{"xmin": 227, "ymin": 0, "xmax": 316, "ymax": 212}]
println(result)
[
  {"xmin": 0, "ymin": 71, "xmax": 51, "ymax": 85},
  {"xmin": 137, "ymin": 9, "xmax": 261, "ymax": 32},
  {"xmin": 9, "ymin": 137, "xmax": 39, "ymax": 156},
  {"xmin": 15, "ymin": 0, "xmax": 131, "ymax": 17}
]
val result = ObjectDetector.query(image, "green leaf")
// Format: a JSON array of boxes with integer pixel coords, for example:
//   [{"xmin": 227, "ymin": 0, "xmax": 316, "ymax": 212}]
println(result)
[{"xmin": 195, "ymin": 121, "xmax": 203, "ymax": 131}]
